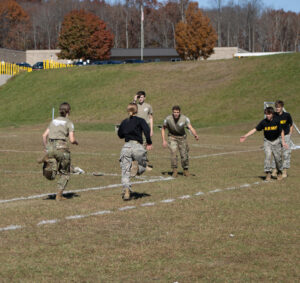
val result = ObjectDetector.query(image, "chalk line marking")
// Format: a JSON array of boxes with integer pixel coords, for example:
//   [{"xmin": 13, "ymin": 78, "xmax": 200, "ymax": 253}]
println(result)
[
  {"xmin": 119, "ymin": 206, "xmax": 136, "ymax": 211},
  {"xmin": 0, "ymin": 180, "xmax": 265, "ymax": 233},
  {"xmin": 190, "ymin": 149, "xmax": 261, "ymax": 159},
  {"xmin": 0, "ymin": 225, "xmax": 22, "ymax": 231},
  {"xmin": 0, "ymin": 176, "xmax": 173, "ymax": 204}
]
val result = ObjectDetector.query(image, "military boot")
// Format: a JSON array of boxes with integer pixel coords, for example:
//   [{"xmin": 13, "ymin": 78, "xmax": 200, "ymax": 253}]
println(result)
[
  {"xmin": 183, "ymin": 169, "xmax": 190, "ymax": 177},
  {"xmin": 123, "ymin": 188, "xmax": 131, "ymax": 201},
  {"xmin": 271, "ymin": 168, "xmax": 277, "ymax": 178},
  {"xmin": 130, "ymin": 161, "xmax": 138, "ymax": 177},
  {"xmin": 265, "ymin": 172, "xmax": 271, "ymax": 181},
  {"xmin": 172, "ymin": 168, "xmax": 178, "ymax": 178},
  {"xmin": 56, "ymin": 190, "xmax": 67, "ymax": 201},
  {"xmin": 282, "ymin": 169, "xmax": 288, "ymax": 178}
]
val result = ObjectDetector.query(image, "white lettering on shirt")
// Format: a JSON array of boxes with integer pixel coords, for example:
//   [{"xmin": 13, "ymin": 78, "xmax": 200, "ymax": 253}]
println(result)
[{"xmin": 52, "ymin": 119, "xmax": 67, "ymax": 126}]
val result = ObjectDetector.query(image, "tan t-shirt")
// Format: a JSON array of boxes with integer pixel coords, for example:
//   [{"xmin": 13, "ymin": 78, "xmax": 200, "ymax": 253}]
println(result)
[
  {"xmin": 163, "ymin": 114, "xmax": 190, "ymax": 136},
  {"xmin": 48, "ymin": 117, "xmax": 74, "ymax": 140},
  {"xmin": 137, "ymin": 102, "xmax": 153, "ymax": 125}
]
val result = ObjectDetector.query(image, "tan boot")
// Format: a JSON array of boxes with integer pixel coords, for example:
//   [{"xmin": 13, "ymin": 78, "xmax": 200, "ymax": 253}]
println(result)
[
  {"xmin": 282, "ymin": 169, "xmax": 288, "ymax": 178},
  {"xmin": 37, "ymin": 153, "xmax": 49, "ymax": 164},
  {"xmin": 277, "ymin": 173, "xmax": 283, "ymax": 181},
  {"xmin": 130, "ymin": 161, "xmax": 138, "ymax": 177},
  {"xmin": 265, "ymin": 172, "xmax": 271, "ymax": 181},
  {"xmin": 56, "ymin": 190, "xmax": 67, "ymax": 201},
  {"xmin": 271, "ymin": 168, "xmax": 277, "ymax": 178},
  {"xmin": 183, "ymin": 169, "xmax": 190, "ymax": 177},
  {"xmin": 172, "ymin": 168, "xmax": 178, "ymax": 178},
  {"xmin": 123, "ymin": 188, "xmax": 131, "ymax": 201}
]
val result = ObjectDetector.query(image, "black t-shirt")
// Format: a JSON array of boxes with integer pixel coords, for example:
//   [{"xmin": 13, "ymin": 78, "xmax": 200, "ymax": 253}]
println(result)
[
  {"xmin": 118, "ymin": 116, "xmax": 152, "ymax": 145},
  {"xmin": 256, "ymin": 117, "xmax": 282, "ymax": 141},
  {"xmin": 275, "ymin": 112, "xmax": 293, "ymax": 135}
]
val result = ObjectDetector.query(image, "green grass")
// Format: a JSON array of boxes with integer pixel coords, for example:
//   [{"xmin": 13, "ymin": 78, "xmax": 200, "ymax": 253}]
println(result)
[{"xmin": 0, "ymin": 54, "xmax": 299, "ymax": 128}]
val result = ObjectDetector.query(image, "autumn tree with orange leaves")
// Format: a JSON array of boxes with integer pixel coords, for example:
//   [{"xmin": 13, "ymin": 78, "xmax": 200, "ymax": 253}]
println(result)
[
  {"xmin": 175, "ymin": 3, "xmax": 217, "ymax": 60},
  {"xmin": 0, "ymin": 0, "xmax": 30, "ymax": 50},
  {"xmin": 58, "ymin": 10, "xmax": 114, "ymax": 60}
]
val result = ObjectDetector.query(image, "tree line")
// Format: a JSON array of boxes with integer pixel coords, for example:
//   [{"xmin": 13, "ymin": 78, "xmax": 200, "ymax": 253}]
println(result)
[{"xmin": 0, "ymin": 0, "xmax": 299, "ymax": 53}]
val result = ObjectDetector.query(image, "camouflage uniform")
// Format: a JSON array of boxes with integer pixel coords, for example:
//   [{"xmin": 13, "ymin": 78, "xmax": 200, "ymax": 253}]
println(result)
[
  {"xmin": 264, "ymin": 138, "xmax": 282, "ymax": 172},
  {"xmin": 119, "ymin": 141, "xmax": 147, "ymax": 191},
  {"xmin": 46, "ymin": 117, "xmax": 74, "ymax": 191},
  {"xmin": 163, "ymin": 114, "xmax": 190, "ymax": 169}
]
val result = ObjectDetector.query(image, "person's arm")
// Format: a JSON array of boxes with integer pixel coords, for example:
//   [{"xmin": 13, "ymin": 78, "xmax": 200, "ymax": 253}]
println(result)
[
  {"xmin": 133, "ymin": 95, "xmax": 138, "ymax": 103},
  {"xmin": 149, "ymin": 114, "xmax": 153, "ymax": 137},
  {"xmin": 281, "ymin": 130, "xmax": 288, "ymax": 149},
  {"xmin": 187, "ymin": 124, "xmax": 199, "ymax": 141},
  {"xmin": 69, "ymin": 131, "xmax": 78, "ymax": 145},
  {"xmin": 290, "ymin": 124, "xmax": 293, "ymax": 135},
  {"xmin": 161, "ymin": 126, "xmax": 168, "ymax": 148},
  {"xmin": 42, "ymin": 128, "xmax": 49, "ymax": 151},
  {"xmin": 240, "ymin": 128, "xmax": 257, "ymax": 142}
]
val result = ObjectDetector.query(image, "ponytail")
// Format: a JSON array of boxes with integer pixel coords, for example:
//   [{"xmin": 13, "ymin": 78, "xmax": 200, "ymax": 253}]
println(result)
[
  {"xmin": 127, "ymin": 103, "xmax": 138, "ymax": 117},
  {"xmin": 59, "ymin": 102, "xmax": 71, "ymax": 117}
]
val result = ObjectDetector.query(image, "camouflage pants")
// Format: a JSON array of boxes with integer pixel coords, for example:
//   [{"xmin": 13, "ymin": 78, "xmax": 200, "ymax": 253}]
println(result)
[
  {"xmin": 119, "ymin": 141, "xmax": 147, "ymax": 190},
  {"xmin": 47, "ymin": 140, "xmax": 71, "ymax": 191},
  {"xmin": 271, "ymin": 134, "xmax": 292, "ymax": 169},
  {"xmin": 264, "ymin": 138, "xmax": 282, "ymax": 173},
  {"xmin": 168, "ymin": 135, "xmax": 189, "ymax": 169}
]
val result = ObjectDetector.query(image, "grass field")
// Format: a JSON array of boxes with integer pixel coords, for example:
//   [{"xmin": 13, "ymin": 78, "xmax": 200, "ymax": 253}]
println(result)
[{"xmin": 0, "ymin": 55, "xmax": 299, "ymax": 281}]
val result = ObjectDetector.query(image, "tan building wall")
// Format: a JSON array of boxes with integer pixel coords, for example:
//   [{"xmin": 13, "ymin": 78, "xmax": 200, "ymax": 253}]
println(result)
[
  {"xmin": 0, "ymin": 48, "xmax": 26, "ymax": 64},
  {"xmin": 26, "ymin": 50, "xmax": 71, "ymax": 66},
  {"xmin": 208, "ymin": 47, "xmax": 247, "ymax": 60}
]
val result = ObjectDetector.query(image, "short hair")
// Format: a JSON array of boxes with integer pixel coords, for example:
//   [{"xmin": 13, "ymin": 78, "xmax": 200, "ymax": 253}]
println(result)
[
  {"xmin": 59, "ymin": 102, "xmax": 71, "ymax": 117},
  {"xmin": 172, "ymin": 105, "xmax": 181, "ymax": 112},
  {"xmin": 275, "ymin": 100, "xmax": 284, "ymax": 107},
  {"xmin": 127, "ymin": 103, "xmax": 138, "ymax": 116},
  {"xmin": 264, "ymin": 106, "xmax": 275, "ymax": 115},
  {"xmin": 137, "ymin": 90, "xmax": 146, "ymax": 97}
]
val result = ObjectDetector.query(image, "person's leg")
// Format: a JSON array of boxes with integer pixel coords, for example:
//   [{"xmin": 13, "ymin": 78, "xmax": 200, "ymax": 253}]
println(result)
[
  {"xmin": 282, "ymin": 134, "xmax": 292, "ymax": 177},
  {"xmin": 271, "ymin": 138, "xmax": 283, "ymax": 180},
  {"xmin": 120, "ymin": 143, "xmax": 133, "ymax": 199},
  {"xmin": 264, "ymin": 139, "xmax": 273, "ymax": 181},
  {"xmin": 56, "ymin": 150, "xmax": 71, "ymax": 200},
  {"xmin": 132, "ymin": 143, "xmax": 148, "ymax": 175},
  {"xmin": 178, "ymin": 137, "xmax": 189, "ymax": 176},
  {"xmin": 167, "ymin": 136, "xmax": 178, "ymax": 177}
]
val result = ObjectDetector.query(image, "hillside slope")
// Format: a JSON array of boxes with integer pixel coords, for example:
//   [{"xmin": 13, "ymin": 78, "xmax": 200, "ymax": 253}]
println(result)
[{"xmin": 0, "ymin": 53, "xmax": 299, "ymax": 129}]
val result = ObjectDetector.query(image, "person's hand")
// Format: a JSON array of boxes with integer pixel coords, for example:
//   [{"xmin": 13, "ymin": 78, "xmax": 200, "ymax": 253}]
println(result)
[
  {"xmin": 194, "ymin": 134, "xmax": 199, "ymax": 141},
  {"xmin": 162, "ymin": 140, "xmax": 167, "ymax": 148},
  {"xmin": 240, "ymin": 136, "xmax": 246, "ymax": 143},
  {"xmin": 72, "ymin": 140, "xmax": 79, "ymax": 145},
  {"xmin": 134, "ymin": 95, "xmax": 138, "ymax": 102},
  {"xmin": 283, "ymin": 142, "xmax": 289, "ymax": 149},
  {"xmin": 146, "ymin": 144, "xmax": 152, "ymax": 151}
]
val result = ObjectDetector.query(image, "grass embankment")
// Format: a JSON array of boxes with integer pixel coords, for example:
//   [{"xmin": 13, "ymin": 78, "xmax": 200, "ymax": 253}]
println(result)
[{"xmin": 0, "ymin": 53, "xmax": 299, "ymax": 129}]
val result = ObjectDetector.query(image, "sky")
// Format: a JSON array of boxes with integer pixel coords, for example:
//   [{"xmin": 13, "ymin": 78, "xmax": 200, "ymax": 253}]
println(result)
[{"xmin": 199, "ymin": 0, "xmax": 300, "ymax": 13}]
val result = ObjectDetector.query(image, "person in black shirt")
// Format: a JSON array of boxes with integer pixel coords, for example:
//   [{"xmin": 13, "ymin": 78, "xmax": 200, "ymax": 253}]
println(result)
[
  {"xmin": 118, "ymin": 103, "xmax": 152, "ymax": 200},
  {"xmin": 271, "ymin": 100, "xmax": 293, "ymax": 178},
  {"xmin": 240, "ymin": 107, "xmax": 288, "ymax": 181}
]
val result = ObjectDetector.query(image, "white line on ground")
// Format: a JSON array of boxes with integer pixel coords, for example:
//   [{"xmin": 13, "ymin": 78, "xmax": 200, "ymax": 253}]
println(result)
[
  {"xmin": 0, "ymin": 176, "xmax": 173, "ymax": 204},
  {"xmin": 0, "ymin": 180, "xmax": 265, "ymax": 233},
  {"xmin": 190, "ymin": 149, "xmax": 261, "ymax": 159}
]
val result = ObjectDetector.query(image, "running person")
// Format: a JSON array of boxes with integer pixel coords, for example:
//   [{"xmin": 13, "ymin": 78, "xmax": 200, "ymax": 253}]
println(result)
[
  {"xmin": 240, "ymin": 106, "xmax": 288, "ymax": 181},
  {"xmin": 161, "ymin": 105, "xmax": 199, "ymax": 177},
  {"xmin": 271, "ymin": 100, "xmax": 293, "ymax": 178},
  {"xmin": 42, "ymin": 102, "xmax": 78, "ymax": 201},
  {"xmin": 118, "ymin": 103, "xmax": 152, "ymax": 200}
]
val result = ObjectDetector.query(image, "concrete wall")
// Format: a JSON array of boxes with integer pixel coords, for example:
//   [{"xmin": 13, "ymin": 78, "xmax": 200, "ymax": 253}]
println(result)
[
  {"xmin": 207, "ymin": 47, "xmax": 247, "ymax": 60},
  {"xmin": 0, "ymin": 75, "xmax": 12, "ymax": 86},
  {"xmin": 26, "ymin": 50, "xmax": 71, "ymax": 66},
  {"xmin": 0, "ymin": 48, "xmax": 26, "ymax": 64}
]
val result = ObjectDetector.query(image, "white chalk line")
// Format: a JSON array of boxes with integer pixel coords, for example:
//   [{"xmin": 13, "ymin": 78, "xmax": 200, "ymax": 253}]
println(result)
[
  {"xmin": 0, "ymin": 180, "xmax": 264, "ymax": 233},
  {"xmin": 190, "ymin": 149, "xmax": 261, "ymax": 159},
  {"xmin": 0, "ymin": 176, "xmax": 173, "ymax": 204}
]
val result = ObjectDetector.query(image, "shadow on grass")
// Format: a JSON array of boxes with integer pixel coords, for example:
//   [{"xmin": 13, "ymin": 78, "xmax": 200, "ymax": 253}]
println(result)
[
  {"xmin": 44, "ymin": 192, "xmax": 80, "ymax": 200},
  {"xmin": 130, "ymin": 192, "xmax": 151, "ymax": 200},
  {"xmin": 161, "ymin": 171, "xmax": 196, "ymax": 177}
]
